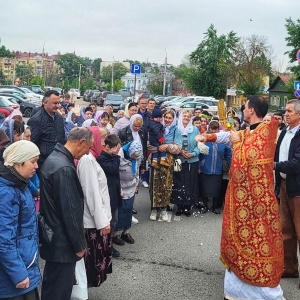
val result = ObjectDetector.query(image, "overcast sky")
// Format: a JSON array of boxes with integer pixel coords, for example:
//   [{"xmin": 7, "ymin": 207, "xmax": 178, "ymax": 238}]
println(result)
[{"xmin": 1, "ymin": 0, "xmax": 298, "ymax": 71}]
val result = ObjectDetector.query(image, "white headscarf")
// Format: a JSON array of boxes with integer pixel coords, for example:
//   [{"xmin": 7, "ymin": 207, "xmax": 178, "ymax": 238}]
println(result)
[
  {"xmin": 177, "ymin": 110, "xmax": 193, "ymax": 135},
  {"xmin": 129, "ymin": 114, "xmax": 143, "ymax": 144},
  {"xmin": 3, "ymin": 140, "xmax": 40, "ymax": 167}
]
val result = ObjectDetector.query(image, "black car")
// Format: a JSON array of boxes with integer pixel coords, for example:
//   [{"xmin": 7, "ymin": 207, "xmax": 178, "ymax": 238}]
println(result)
[
  {"xmin": 20, "ymin": 85, "xmax": 45, "ymax": 95},
  {"xmin": 83, "ymin": 90, "xmax": 91, "ymax": 102},
  {"xmin": 0, "ymin": 93, "xmax": 40, "ymax": 117},
  {"xmin": 87, "ymin": 90, "xmax": 99, "ymax": 103},
  {"xmin": 104, "ymin": 94, "xmax": 125, "ymax": 112}
]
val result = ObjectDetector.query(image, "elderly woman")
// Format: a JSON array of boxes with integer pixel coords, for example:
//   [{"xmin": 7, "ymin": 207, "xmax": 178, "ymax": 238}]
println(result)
[
  {"xmin": 77, "ymin": 126, "xmax": 112, "ymax": 287},
  {"xmin": 149, "ymin": 109, "xmax": 182, "ymax": 221},
  {"xmin": 171, "ymin": 109, "xmax": 200, "ymax": 217},
  {"xmin": 0, "ymin": 140, "xmax": 41, "ymax": 299}
]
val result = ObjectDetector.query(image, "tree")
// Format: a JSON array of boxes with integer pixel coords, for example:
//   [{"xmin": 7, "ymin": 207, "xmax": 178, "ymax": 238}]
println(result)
[
  {"xmin": 56, "ymin": 53, "xmax": 88, "ymax": 81},
  {"xmin": 101, "ymin": 63, "xmax": 129, "ymax": 83},
  {"xmin": 234, "ymin": 35, "xmax": 273, "ymax": 96},
  {"xmin": 0, "ymin": 69, "xmax": 7, "ymax": 84},
  {"xmin": 188, "ymin": 24, "xmax": 239, "ymax": 98},
  {"xmin": 30, "ymin": 76, "xmax": 44, "ymax": 86},
  {"xmin": 15, "ymin": 64, "xmax": 34, "ymax": 84},
  {"xmin": 148, "ymin": 79, "xmax": 164, "ymax": 95},
  {"xmin": 0, "ymin": 45, "xmax": 15, "ymax": 58},
  {"xmin": 285, "ymin": 18, "xmax": 300, "ymax": 79},
  {"xmin": 91, "ymin": 58, "xmax": 102, "ymax": 78}
]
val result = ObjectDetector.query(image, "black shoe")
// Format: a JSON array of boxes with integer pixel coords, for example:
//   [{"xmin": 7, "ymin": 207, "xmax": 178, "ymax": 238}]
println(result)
[
  {"xmin": 121, "ymin": 232, "xmax": 135, "ymax": 244},
  {"xmin": 112, "ymin": 247, "xmax": 120, "ymax": 258},
  {"xmin": 212, "ymin": 208, "xmax": 222, "ymax": 214},
  {"xmin": 112, "ymin": 235, "xmax": 125, "ymax": 246},
  {"xmin": 200, "ymin": 206, "xmax": 208, "ymax": 214},
  {"xmin": 184, "ymin": 209, "xmax": 191, "ymax": 217},
  {"xmin": 167, "ymin": 205, "xmax": 173, "ymax": 212},
  {"xmin": 175, "ymin": 210, "xmax": 182, "ymax": 216},
  {"xmin": 132, "ymin": 208, "xmax": 137, "ymax": 214}
]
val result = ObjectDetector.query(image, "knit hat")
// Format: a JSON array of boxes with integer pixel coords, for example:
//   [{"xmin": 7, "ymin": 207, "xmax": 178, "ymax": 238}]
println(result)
[
  {"xmin": 3, "ymin": 140, "xmax": 40, "ymax": 167},
  {"xmin": 152, "ymin": 106, "xmax": 162, "ymax": 118}
]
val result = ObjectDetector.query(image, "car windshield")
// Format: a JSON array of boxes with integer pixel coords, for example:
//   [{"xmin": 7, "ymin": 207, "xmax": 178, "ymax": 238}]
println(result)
[{"xmin": 106, "ymin": 95, "xmax": 123, "ymax": 101}]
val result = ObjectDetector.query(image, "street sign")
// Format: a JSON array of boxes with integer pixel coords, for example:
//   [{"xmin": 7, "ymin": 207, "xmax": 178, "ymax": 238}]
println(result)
[
  {"xmin": 297, "ymin": 49, "xmax": 300, "ymax": 62},
  {"xmin": 294, "ymin": 90, "xmax": 300, "ymax": 98},
  {"xmin": 294, "ymin": 81, "xmax": 300, "ymax": 90},
  {"xmin": 130, "ymin": 64, "xmax": 141, "ymax": 74}
]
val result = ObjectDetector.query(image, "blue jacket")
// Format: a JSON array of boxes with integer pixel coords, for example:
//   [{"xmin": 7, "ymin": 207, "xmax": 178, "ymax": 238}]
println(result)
[
  {"xmin": 199, "ymin": 142, "xmax": 232, "ymax": 175},
  {"xmin": 178, "ymin": 126, "xmax": 200, "ymax": 164},
  {"xmin": 0, "ymin": 163, "xmax": 41, "ymax": 298},
  {"xmin": 164, "ymin": 124, "xmax": 182, "ymax": 146},
  {"xmin": 28, "ymin": 173, "xmax": 40, "ymax": 197}
]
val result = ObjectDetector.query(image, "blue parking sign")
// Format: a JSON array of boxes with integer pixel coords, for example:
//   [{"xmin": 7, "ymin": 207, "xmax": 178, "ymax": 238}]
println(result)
[{"xmin": 131, "ymin": 64, "xmax": 141, "ymax": 74}]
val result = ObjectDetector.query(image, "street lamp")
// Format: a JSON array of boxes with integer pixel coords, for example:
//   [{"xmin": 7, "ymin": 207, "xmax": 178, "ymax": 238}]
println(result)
[
  {"xmin": 163, "ymin": 50, "xmax": 167, "ymax": 96},
  {"xmin": 111, "ymin": 57, "xmax": 114, "ymax": 93},
  {"xmin": 78, "ymin": 64, "xmax": 82, "ymax": 92}
]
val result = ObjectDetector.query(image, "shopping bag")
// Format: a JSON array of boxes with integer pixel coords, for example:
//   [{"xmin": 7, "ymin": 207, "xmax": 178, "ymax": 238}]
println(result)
[{"xmin": 71, "ymin": 258, "xmax": 88, "ymax": 300}]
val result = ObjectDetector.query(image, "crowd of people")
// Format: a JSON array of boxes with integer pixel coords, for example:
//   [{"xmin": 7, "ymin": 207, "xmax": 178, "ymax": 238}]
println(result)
[{"xmin": 0, "ymin": 89, "xmax": 299, "ymax": 300}]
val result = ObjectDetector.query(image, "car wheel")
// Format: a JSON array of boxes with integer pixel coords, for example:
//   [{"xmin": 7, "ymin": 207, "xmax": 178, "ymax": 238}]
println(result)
[{"xmin": 23, "ymin": 108, "xmax": 32, "ymax": 118}]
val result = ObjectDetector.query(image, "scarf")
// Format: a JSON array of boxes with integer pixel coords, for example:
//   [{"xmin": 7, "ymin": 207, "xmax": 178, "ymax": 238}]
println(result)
[{"xmin": 87, "ymin": 126, "xmax": 101, "ymax": 158}]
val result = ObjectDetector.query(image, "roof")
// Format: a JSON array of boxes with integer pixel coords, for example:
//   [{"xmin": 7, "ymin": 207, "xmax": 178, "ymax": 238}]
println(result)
[{"xmin": 268, "ymin": 74, "xmax": 291, "ymax": 91}]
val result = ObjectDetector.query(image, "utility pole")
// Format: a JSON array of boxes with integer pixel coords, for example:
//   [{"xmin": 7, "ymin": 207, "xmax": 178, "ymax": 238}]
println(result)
[
  {"xmin": 111, "ymin": 57, "xmax": 114, "ymax": 93},
  {"xmin": 163, "ymin": 50, "xmax": 167, "ymax": 96},
  {"xmin": 78, "ymin": 64, "xmax": 82, "ymax": 92}
]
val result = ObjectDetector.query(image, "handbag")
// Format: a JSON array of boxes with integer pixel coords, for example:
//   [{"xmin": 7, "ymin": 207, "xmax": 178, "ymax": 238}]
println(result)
[
  {"xmin": 213, "ymin": 144, "xmax": 230, "ymax": 172},
  {"xmin": 37, "ymin": 213, "xmax": 54, "ymax": 245},
  {"xmin": 71, "ymin": 258, "xmax": 88, "ymax": 300},
  {"xmin": 173, "ymin": 157, "xmax": 182, "ymax": 172}
]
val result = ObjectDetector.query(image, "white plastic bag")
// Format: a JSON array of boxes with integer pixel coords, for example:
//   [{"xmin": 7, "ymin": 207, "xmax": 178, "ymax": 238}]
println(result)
[{"xmin": 71, "ymin": 258, "xmax": 88, "ymax": 300}]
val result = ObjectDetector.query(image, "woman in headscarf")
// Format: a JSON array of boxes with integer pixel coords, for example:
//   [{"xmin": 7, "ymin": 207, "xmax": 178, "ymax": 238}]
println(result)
[
  {"xmin": 4, "ymin": 109, "xmax": 23, "ymax": 123},
  {"xmin": 0, "ymin": 140, "xmax": 41, "ymax": 299},
  {"xmin": 77, "ymin": 126, "xmax": 112, "ymax": 287},
  {"xmin": 0, "ymin": 119, "xmax": 25, "ymax": 162},
  {"xmin": 170, "ymin": 109, "xmax": 200, "ymax": 217},
  {"xmin": 149, "ymin": 109, "xmax": 183, "ymax": 221}
]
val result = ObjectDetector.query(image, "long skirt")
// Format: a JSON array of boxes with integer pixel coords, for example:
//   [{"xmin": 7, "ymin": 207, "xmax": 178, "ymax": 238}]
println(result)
[
  {"xmin": 199, "ymin": 173, "xmax": 223, "ymax": 198},
  {"xmin": 149, "ymin": 153, "xmax": 174, "ymax": 208},
  {"xmin": 171, "ymin": 161, "xmax": 199, "ymax": 206},
  {"xmin": 84, "ymin": 229, "xmax": 112, "ymax": 287}
]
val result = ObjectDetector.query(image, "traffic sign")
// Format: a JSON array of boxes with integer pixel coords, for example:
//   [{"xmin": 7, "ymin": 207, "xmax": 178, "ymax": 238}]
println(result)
[
  {"xmin": 297, "ymin": 49, "xmax": 300, "ymax": 62},
  {"xmin": 294, "ymin": 90, "xmax": 300, "ymax": 98},
  {"xmin": 130, "ymin": 64, "xmax": 141, "ymax": 74},
  {"xmin": 294, "ymin": 81, "xmax": 300, "ymax": 90}
]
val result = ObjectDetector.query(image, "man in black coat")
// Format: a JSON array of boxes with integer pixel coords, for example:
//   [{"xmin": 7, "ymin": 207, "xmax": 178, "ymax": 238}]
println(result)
[
  {"xmin": 27, "ymin": 90, "xmax": 65, "ymax": 171},
  {"xmin": 40, "ymin": 127, "xmax": 94, "ymax": 300}
]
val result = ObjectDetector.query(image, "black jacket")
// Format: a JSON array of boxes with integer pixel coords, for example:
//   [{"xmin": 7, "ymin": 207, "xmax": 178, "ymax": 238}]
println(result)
[
  {"xmin": 118, "ymin": 125, "xmax": 148, "ymax": 169},
  {"xmin": 275, "ymin": 127, "xmax": 300, "ymax": 197},
  {"xmin": 27, "ymin": 108, "xmax": 65, "ymax": 166},
  {"xmin": 97, "ymin": 151, "xmax": 122, "ymax": 209},
  {"xmin": 39, "ymin": 143, "xmax": 86, "ymax": 262},
  {"xmin": 147, "ymin": 119, "xmax": 164, "ymax": 148}
]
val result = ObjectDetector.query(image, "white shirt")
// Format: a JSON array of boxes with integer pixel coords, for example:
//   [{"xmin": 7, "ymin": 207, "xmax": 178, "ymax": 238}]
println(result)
[{"xmin": 278, "ymin": 125, "xmax": 300, "ymax": 179}]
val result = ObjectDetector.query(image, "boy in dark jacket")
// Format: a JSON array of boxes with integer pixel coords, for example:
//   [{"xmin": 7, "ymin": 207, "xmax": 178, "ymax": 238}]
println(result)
[
  {"xmin": 97, "ymin": 134, "xmax": 122, "ymax": 258},
  {"xmin": 147, "ymin": 107, "xmax": 168, "ymax": 168}
]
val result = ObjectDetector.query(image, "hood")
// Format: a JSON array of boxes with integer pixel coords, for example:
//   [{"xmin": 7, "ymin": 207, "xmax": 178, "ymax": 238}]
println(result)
[{"xmin": 0, "ymin": 162, "xmax": 28, "ymax": 191}]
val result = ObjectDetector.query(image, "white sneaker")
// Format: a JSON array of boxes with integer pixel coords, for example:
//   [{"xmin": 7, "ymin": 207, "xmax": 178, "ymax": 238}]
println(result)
[
  {"xmin": 142, "ymin": 181, "xmax": 149, "ymax": 188},
  {"xmin": 149, "ymin": 210, "xmax": 157, "ymax": 221},
  {"xmin": 161, "ymin": 211, "xmax": 169, "ymax": 222},
  {"xmin": 132, "ymin": 216, "xmax": 139, "ymax": 224}
]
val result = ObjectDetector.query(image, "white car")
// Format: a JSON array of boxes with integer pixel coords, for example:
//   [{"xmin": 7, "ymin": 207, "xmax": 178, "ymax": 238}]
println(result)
[
  {"xmin": 69, "ymin": 88, "xmax": 80, "ymax": 98},
  {"xmin": 169, "ymin": 101, "xmax": 217, "ymax": 116},
  {"xmin": 20, "ymin": 87, "xmax": 43, "ymax": 100}
]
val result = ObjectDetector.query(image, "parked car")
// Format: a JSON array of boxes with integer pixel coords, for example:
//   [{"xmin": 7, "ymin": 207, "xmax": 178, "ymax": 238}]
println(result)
[
  {"xmin": 83, "ymin": 90, "xmax": 91, "ymax": 102},
  {"xmin": 87, "ymin": 90, "xmax": 99, "ymax": 103},
  {"xmin": 69, "ymin": 88, "xmax": 80, "ymax": 98},
  {"xmin": 0, "ymin": 97, "xmax": 14, "ymax": 120},
  {"xmin": 169, "ymin": 101, "xmax": 216, "ymax": 116},
  {"xmin": 91, "ymin": 91, "xmax": 101, "ymax": 105},
  {"xmin": 104, "ymin": 94, "xmax": 125, "ymax": 112},
  {"xmin": 161, "ymin": 96, "xmax": 184, "ymax": 108},
  {"xmin": 0, "ymin": 96, "xmax": 20, "ymax": 110},
  {"xmin": 20, "ymin": 85, "xmax": 45, "ymax": 95},
  {"xmin": 0, "ymin": 94, "xmax": 40, "ymax": 117},
  {"xmin": 19, "ymin": 87, "xmax": 43, "ymax": 100},
  {"xmin": 0, "ymin": 89, "xmax": 41, "ymax": 105},
  {"xmin": 97, "ymin": 91, "xmax": 110, "ymax": 106},
  {"xmin": 51, "ymin": 87, "xmax": 63, "ymax": 94}
]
